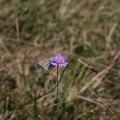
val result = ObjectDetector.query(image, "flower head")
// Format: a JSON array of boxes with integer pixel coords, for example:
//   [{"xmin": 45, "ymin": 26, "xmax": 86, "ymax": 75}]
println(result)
[{"xmin": 51, "ymin": 54, "xmax": 68, "ymax": 67}]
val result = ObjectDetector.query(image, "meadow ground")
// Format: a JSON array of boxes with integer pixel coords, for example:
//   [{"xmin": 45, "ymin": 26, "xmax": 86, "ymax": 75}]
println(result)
[{"xmin": 0, "ymin": 0, "xmax": 120, "ymax": 120}]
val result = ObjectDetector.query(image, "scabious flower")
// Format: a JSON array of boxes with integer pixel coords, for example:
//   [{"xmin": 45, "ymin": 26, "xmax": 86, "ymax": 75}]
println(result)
[{"xmin": 51, "ymin": 54, "xmax": 68, "ymax": 67}]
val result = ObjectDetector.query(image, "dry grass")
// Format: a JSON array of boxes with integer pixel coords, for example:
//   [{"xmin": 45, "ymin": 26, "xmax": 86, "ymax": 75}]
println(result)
[{"xmin": 0, "ymin": 0, "xmax": 120, "ymax": 120}]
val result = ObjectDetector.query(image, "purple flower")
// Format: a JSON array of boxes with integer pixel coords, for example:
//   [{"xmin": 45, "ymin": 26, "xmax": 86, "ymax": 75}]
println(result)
[{"xmin": 51, "ymin": 54, "xmax": 68, "ymax": 67}]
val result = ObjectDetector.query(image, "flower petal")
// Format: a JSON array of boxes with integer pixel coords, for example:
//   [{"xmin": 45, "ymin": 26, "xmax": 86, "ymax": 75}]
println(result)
[{"xmin": 51, "ymin": 54, "xmax": 68, "ymax": 67}]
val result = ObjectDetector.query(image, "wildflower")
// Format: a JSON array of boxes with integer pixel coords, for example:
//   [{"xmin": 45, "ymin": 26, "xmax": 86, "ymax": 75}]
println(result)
[{"xmin": 51, "ymin": 54, "xmax": 68, "ymax": 67}]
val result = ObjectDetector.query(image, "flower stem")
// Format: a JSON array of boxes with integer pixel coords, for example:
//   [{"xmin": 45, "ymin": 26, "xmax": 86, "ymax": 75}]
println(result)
[{"xmin": 57, "ymin": 64, "xmax": 59, "ymax": 111}]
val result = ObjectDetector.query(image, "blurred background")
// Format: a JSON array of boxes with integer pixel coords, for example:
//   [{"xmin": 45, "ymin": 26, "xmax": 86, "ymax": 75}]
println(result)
[{"xmin": 0, "ymin": 0, "xmax": 120, "ymax": 119}]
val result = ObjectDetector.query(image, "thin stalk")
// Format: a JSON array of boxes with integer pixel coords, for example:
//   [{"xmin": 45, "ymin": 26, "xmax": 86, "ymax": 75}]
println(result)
[
  {"xmin": 76, "ymin": 58, "xmax": 98, "ymax": 73},
  {"xmin": 57, "ymin": 64, "xmax": 59, "ymax": 111}
]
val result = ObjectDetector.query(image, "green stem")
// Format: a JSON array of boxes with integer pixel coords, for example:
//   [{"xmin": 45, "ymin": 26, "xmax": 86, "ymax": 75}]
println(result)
[{"xmin": 57, "ymin": 64, "xmax": 59, "ymax": 111}]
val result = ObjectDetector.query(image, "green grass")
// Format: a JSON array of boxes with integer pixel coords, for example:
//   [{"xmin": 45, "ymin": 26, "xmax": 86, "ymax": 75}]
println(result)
[{"xmin": 0, "ymin": 0, "xmax": 120, "ymax": 120}]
